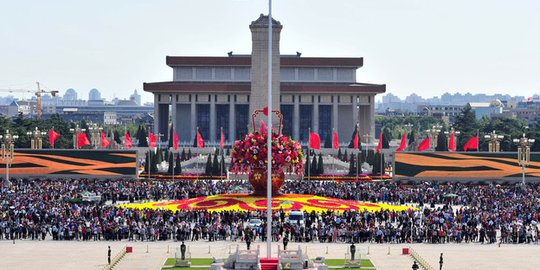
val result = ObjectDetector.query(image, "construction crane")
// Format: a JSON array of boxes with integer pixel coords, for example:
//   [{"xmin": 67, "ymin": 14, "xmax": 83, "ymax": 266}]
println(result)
[{"xmin": 0, "ymin": 82, "xmax": 59, "ymax": 119}]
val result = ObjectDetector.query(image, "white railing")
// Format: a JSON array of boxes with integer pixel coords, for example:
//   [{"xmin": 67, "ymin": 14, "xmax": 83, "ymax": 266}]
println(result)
[
  {"xmin": 409, "ymin": 247, "xmax": 435, "ymax": 270},
  {"xmin": 103, "ymin": 247, "xmax": 127, "ymax": 270}
]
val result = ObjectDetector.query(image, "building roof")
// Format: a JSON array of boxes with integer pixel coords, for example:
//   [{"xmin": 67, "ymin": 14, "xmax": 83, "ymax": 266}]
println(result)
[
  {"xmin": 143, "ymin": 81, "xmax": 385, "ymax": 94},
  {"xmin": 166, "ymin": 56, "xmax": 363, "ymax": 68},
  {"xmin": 468, "ymin": 102, "xmax": 491, "ymax": 108}
]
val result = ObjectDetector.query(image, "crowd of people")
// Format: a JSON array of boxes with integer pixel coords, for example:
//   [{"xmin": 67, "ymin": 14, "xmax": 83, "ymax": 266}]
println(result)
[{"xmin": 1, "ymin": 178, "xmax": 539, "ymax": 246}]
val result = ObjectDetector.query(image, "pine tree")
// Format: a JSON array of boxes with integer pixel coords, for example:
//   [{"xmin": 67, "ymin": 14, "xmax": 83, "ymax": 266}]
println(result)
[
  {"xmin": 181, "ymin": 149, "xmax": 186, "ymax": 161},
  {"xmin": 187, "ymin": 149, "xmax": 192, "ymax": 160},
  {"xmin": 113, "ymin": 130, "xmax": 122, "ymax": 144},
  {"xmin": 212, "ymin": 153, "xmax": 220, "ymax": 175},
  {"xmin": 175, "ymin": 153, "xmax": 182, "ymax": 174},
  {"xmin": 193, "ymin": 127, "xmax": 200, "ymax": 147},
  {"xmin": 409, "ymin": 129, "xmax": 416, "ymax": 145},
  {"xmin": 356, "ymin": 152, "xmax": 363, "ymax": 175},
  {"xmin": 382, "ymin": 128, "xmax": 390, "ymax": 149},
  {"xmin": 348, "ymin": 153, "xmax": 355, "ymax": 175},
  {"xmin": 137, "ymin": 126, "xmax": 148, "ymax": 147},
  {"xmin": 304, "ymin": 152, "xmax": 311, "ymax": 177},
  {"xmin": 205, "ymin": 154, "xmax": 213, "ymax": 176},
  {"xmin": 435, "ymin": 129, "xmax": 448, "ymax": 151},
  {"xmin": 343, "ymin": 150, "xmax": 348, "ymax": 162},
  {"xmin": 337, "ymin": 148, "xmax": 342, "ymax": 160},
  {"xmin": 168, "ymin": 152, "xmax": 175, "ymax": 174},
  {"xmin": 323, "ymin": 132, "xmax": 332, "ymax": 148},
  {"xmin": 310, "ymin": 155, "xmax": 318, "ymax": 175},
  {"xmin": 155, "ymin": 147, "xmax": 163, "ymax": 164},
  {"xmin": 220, "ymin": 153, "xmax": 225, "ymax": 175},
  {"xmin": 317, "ymin": 153, "xmax": 324, "ymax": 175}
]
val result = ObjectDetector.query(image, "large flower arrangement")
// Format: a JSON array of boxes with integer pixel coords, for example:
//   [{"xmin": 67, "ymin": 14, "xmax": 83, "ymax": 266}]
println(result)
[{"xmin": 230, "ymin": 128, "xmax": 304, "ymax": 176}]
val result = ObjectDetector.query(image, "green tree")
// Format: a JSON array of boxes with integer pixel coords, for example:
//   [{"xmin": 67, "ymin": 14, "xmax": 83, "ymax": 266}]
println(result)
[
  {"xmin": 137, "ymin": 126, "xmax": 148, "ymax": 147},
  {"xmin": 408, "ymin": 129, "xmax": 416, "ymax": 146},
  {"xmin": 453, "ymin": 105, "xmax": 479, "ymax": 151},
  {"xmin": 323, "ymin": 132, "xmax": 332, "ymax": 148},
  {"xmin": 317, "ymin": 153, "xmax": 324, "ymax": 175},
  {"xmin": 304, "ymin": 151, "xmax": 311, "ymax": 177},
  {"xmin": 348, "ymin": 126, "xmax": 362, "ymax": 151},
  {"xmin": 381, "ymin": 127, "xmax": 391, "ymax": 149},
  {"xmin": 187, "ymin": 149, "xmax": 192, "ymax": 160},
  {"xmin": 113, "ymin": 130, "xmax": 122, "ymax": 144},
  {"xmin": 348, "ymin": 153, "xmax": 356, "ymax": 175},
  {"xmin": 310, "ymin": 155, "xmax": 318, "ymax": 175},
  {"xmin": 343, "ymin": 150, "xmax": 348, "ymax": 162},
  {"xmin": 181, "ymin": 149, "xmax": 186, "ymax": 161},
  {"xmin": 168, "ymin": 152, "xmax": 175, "ymax": 174},
  {"xmin": 175, "ymin": 153, "xmax": 182, "ymax": 174},
  {"xmin": 220, "ymin": 153, "xmax": 226, "ymax": 175},
  {"xmin": 337, "ymin": 148, "xmax": 342, "ymax": 160},
  {"xmin": 212, "ymin": 152, "xmax": 220, "ymax": 175},
  {"xmin": 205, "ymin": 153, "xmax": 213, "ymax": 176},
  {"xmin": 435, "ymin": 129, "xmax": 448, "ymax": 151},
  {"xmin": 168, "ymin": 124, "xmax": 174, "ymax": 149}
]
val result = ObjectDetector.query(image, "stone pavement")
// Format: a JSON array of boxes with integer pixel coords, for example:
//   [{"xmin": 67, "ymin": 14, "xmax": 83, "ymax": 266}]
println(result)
[{"xmin": 1, "ymin": 240, "xmax": 540, "ymax": 270}]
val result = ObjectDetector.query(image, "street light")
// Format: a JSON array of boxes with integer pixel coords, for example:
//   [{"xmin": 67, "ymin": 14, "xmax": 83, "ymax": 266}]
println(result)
[
  {"xmin": 484, "ymin": 130, "xmax": 504, "ymax": 152},
  {"xmin": 0, "ymin": 130, "xmax": 19, "ymax": 186},
  {"xmin": 444, "ymin": 127, "xmax": 460, "ymax": 152},
  {"xmin": 87, "ymin": 123, "xmax": 103, "ymax": 149},
  {"xmin": 426, "ymin": 124, "xmax": 442, "ymax": 150},
  {"xmin": 69, "ymin": 124, "xmax": 86, "ymax": 149},
  {"xmin": 26, "ymin": 127, "xmax": 46, "ymax": 149},
  {"xmin": 513, "ymin": 134, "xmax": 535, "ymax": 185}
]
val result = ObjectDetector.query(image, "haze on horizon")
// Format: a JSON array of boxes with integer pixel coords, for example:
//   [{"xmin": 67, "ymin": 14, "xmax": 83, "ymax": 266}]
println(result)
[{"xmin": 0, "ymin": 0, "xmax": 538, "ymax": 104}]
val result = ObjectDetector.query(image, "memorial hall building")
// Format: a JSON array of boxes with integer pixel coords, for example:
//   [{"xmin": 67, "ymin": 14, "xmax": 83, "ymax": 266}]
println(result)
[{"xmin": 144, "ymin": 15, "xmax": 385, "ymax": 146}]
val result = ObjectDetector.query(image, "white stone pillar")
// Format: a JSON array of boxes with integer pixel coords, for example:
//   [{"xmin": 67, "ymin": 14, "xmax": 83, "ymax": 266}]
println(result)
[
  {"xmin": 191, "ymin": 96, "xmax": 196, "ymax": 142},
  {"xmin": 332, "ymin": 95, "xmax": 338, "ymax": 135},
  {"xmin": 153, "ymin": 94, "xmax": 159, "ymax": 134},
  {"xmin": 293, "ymin": 95, "xmax": 300, "ymax": 141},
  {"xmin": 313, "ymin": 96, "xmax": 319, "ymax": 133},
  {"xmin": 210, "ymin": 95, "xmax": 216, "ymax": 142},
  {"xmin": 352, "ymin": 95, "xmax": 358, "ymax": 127},
  {"xmin": 229, "ymin": 98, "xmax": 235, "ymax": 143}
]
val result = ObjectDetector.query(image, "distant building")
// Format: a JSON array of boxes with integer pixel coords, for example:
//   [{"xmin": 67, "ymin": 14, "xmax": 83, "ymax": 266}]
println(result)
[
  {"xmin": 130, "ymin": 89, "xmax": 141, "ymax": 105},
  {"xmin": 63, "ymin": 88, "xmax": 78, "ymax": 101},
  {"xmin": 89, "ymin": 88, "xmax": 101, "ymax": 101},
  {"xmin": 468, "ymin": 99, "xmax": 504, "ymax": 119},
  {"xmin": 0, "ymin": 101, "xmax": 20, "ymax": 117}
]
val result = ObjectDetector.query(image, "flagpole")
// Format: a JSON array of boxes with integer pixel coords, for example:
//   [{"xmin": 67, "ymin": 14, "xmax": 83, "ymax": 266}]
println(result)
[
  {"xmin": 221, "ymin": 127, "xmax": 223, "ymax": 180},
  {"xmin": 308, "ymin": 127, "xmax": 311, "ymax": 183},
  {"xmin": 332, "ymin": 128, "xmax": 335, "ymax": 183},
  {"xmin": 380, "ymin": 128, "xmax": 383, "ymax": 181},
  {"xmin": 356, "ymin": 123, "xmax": 359, "ymax": 182},
  {"xmin": 477, "ymin": 129, "xmax": 479, "ymax": 152},
  {"xmin": 266, "ymin": 0, "xmax": 273, "ymax": 259},
  {"xmin": 148, "ymin": 132, "xmax": 151, "ymax": 181}
]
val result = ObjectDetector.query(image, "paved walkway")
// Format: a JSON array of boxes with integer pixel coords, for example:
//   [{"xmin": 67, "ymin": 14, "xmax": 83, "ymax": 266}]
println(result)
[{"xmin": 1, "ymin": 240, "xmax": 540, "ymax": 270}]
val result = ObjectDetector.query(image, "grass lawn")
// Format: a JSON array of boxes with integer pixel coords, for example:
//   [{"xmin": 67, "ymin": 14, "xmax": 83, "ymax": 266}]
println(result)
[
  {"xmin": 313, "ymin": 258, "xmax": 375, "ymax": 268},
  {"xmin": 164, "ymin": 258, "xmax": 215, "ymax": 266}
]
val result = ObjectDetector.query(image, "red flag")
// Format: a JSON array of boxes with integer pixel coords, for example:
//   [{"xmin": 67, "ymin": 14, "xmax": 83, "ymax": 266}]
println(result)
[
  {"xmin": 125, "ymin": 133, "xmax": 132, "ymax": 148},
  {"xmin": 173, "ymin": 132, "xmax": 178, "ymax": 151},
  {"xmin": 148, "ymin": 132, "xmax": 156, "ymax": 147},
  {"xmin": 376, "ymin": 132, "xmax": 382, "ymax": 153},
  {"xmin": 464, "ymin": 135, "xmax": 478, "ymax": 152},
  {"xmin": 100, "ymin": 131, "xmax": 110, "ymax": 148},
  {"xmin": 417, "ymin": 137, "xmax": 430, "ymax": 151},
  {"xmin": 197, "ymin": 131, "xmax": 204, "ymax": 148},
  {"xmin": 333, "ymin": 132, "xmax": 339, "ymax": 149},
  {"xmin": 220, "ymin": 131, "xmax": 225, "ymax": 149},
  {"xmin": 48, "ymin": 130, "xmax": 60, "ymax": 147},
  {"xmin": 396, "ymin": 133, "xmax": 407, "ymax": 152},
  {"xmin": 263, "ymin": 106, "xmax": 269, "ymax": 116},
  {"xmin": 309, "ymin": 132, "xmax": 320, "ymax": 149},
  {"xmin": 354, "ymin": 133, "xmax": 358, "ymax": 149},
  {"xmin": 448, "ymin": 132, "xmax": 455, "ymax": 152},
  {"xmin": 77, "ymin": 133, "xmax": 90, "ymax": 148}
]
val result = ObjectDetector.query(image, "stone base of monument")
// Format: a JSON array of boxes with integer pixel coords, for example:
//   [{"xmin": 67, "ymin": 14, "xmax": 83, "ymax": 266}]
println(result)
[
  {"xmin": 277, "ymin": 245, "xmax": 314, "ymax": 270},
  {"xmin": 344, "ymin": 260, "xmax": 361, "ymax": 269},
  {"xmin": 175, "ymin": 259, "xmax": 191, "ymax": 268},
  {"xmin": 224, "ymin": 245, "xmax": 261, "ymax": 270}
]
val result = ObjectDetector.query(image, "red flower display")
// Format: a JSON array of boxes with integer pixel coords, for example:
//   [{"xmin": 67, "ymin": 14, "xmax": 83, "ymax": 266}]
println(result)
[{"xmin": 230, "ymin": 127, "xmax": 304, "ymax": 176}]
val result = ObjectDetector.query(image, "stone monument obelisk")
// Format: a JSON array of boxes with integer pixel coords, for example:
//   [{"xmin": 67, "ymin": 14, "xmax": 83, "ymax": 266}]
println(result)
[{"xmin": 248, "ymin": 14, "xmax": 282, "ymax": 131}]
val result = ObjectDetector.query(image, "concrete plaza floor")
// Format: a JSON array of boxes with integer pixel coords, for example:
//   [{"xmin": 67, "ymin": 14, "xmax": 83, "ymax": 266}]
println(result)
[{"xmin": 1, "ymin": 240, "xmax": 539, "ymax": 270}]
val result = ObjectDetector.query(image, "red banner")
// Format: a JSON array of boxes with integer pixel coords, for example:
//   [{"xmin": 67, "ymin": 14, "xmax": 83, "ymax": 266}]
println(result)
[
  {"xmin": 309, "ymin": 132, "xmax": 320, "ymax": 149},
  {"xmin": 77, "ymin": 133, "xmax": 90, "ymax": 148},
  {"xmin": 396, "ymin": 133, "xmax": 407, "ymax": 152},
  {"xmin": 333, "ymin": 132, "xmax": 339, "ymax": 149},
  {"xmin": 48, "ymin": 130, "xmax": 60, "ymax": 147},
  {"xmin": 125, "ymin": 133, "xmax": 132, "ymax": 148},
  {"xmin": 197, "ymin": 132, "xmax": 204, "ymax": 148},
  {"xmin": 464, "ymin": 135, "xmax": 478, "ymax": 152},
  {"xmin": 417, "ymin": 137, "xmax": 430, "ymax": 151},
  {"xmin": 101, "ymin": 131, "xmax": 110, "ymax": 148},
  {"xmin": 149, "ymin": 132, "xmax": 156, "ymax": 147}
]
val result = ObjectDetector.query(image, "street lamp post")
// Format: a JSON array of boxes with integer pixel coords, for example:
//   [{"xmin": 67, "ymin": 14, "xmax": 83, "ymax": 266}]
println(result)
[
  {"xmin": 426, "ymin": 124, "xmax": 442, "ymax": 151},
  {"xmin": 87, "ymin": 124, "xmax": 103, "ymax": 149},
  {"xmin": 1, "ymin": 130, "xmax": 19, "ymax": 187},
  {"xmin": 26, "ymin": 127, "xmax": 46, "ymax": 149},
  {"xmin": 484, "ymin": 130, "xmax": 504, "ymax": 152},
  {"xmin": 444, "ymin": 127, "xmax": 460, "ymax": 152},
  {"xmin": 69, "ymin": 124, "xmax": 86, "ymax": 149},
  {"xmin": 513, "ymin": 134, "xmax": 535, "ymax": 185}
]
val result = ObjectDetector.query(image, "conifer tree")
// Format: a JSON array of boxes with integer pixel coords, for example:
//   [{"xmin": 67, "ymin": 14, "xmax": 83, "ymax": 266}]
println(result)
[
  {"xmin": 181, "ymin": 149, "xmax": 186, "ymax": 161},
  {"xmin": 205, "ymin": 153, "xmax": 213, "ymax": 176},
  {"xmin": 175, "ymin": 153, "xmax": 182, "ymax": 174},
  {"xmin": 337, "ymin": 148, "xmax": 342, "ymax": 160},
  {"xmin": 187, "ymin": 149, "xmax": 192, "ymax": 160},
  {"xmin": 212, "ymin": 152, "xmax": 220, "ymax": 175},
  {"xmin": 317, "ymin": 153, "xmax": 324, "ymax": 175},
  {"xmin": 323, "ymin": 132, "xmax": 332, "ymax": 148},
  {"xmin": 311, "ymin": 155, "xmax": 318, "ymax": 175},
  {"xmin": 348, "ymin": 153, "xmax": 355, "ymax": 175}
]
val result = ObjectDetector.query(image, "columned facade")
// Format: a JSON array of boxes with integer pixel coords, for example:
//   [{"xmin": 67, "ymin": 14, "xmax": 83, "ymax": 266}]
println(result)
[{"xmin": 144, "ymin": 15, "xmax": 385, "ymax": 147}]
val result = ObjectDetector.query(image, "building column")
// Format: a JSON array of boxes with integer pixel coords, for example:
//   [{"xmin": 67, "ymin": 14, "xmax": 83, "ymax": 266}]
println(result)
[
  {"xmin": 332, "ymin": 95, "xmax": 338, "ymax": 138},
  {"xmin": 210, "ymin": 95, "xmax": 216, "ymax": 142},
  {"xmin": 313, "ymin": 96, "xmax": 319, "ymax": 133},
  {"xmin": 191, "ymin": 96, "xmax": 196, "ymax": 142},
  {"xmin": 352, "ymin": 95, "xmax": 358, "ymax": 126},
  {"xmin": 229, "ymin": 98, "xmax": 236, "ymax": 143},
  {"xmin": 293, "ymin": 95, "xmax": 300, "ymax": 141},
  {"xmin": 369, "ymin": 95, "xmax": 375, "ymax": 139},
  {"xmin": 171, "ymin": 97, "xmax": 177, "ymax": 136},
  {"xmin": 153, "ymin": 94, "xmax": 159, "ymax": 134}
]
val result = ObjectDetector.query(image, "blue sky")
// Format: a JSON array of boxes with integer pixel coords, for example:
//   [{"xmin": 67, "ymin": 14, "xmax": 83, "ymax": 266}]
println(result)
[{"xmin": 0, "ymin": 0, "xmax": 538, "ymax": 103}]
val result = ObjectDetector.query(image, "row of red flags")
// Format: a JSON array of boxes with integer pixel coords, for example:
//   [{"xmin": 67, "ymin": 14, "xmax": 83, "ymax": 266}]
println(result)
[
  {"xmin": 48, "ymin": 129, "xmax": 479, "ymax": 152},
  {"xmin": 309, "ymin": 131, "xmax": 479, "ymax": 152}
]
